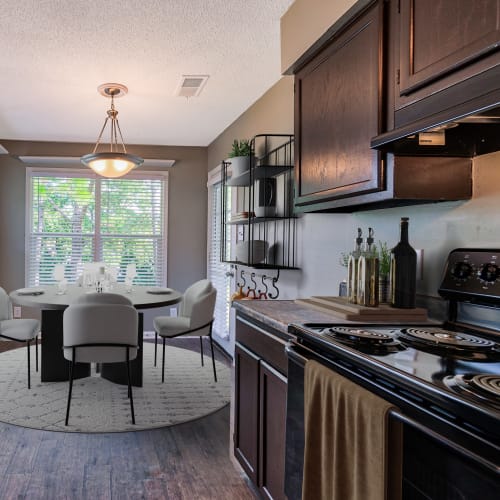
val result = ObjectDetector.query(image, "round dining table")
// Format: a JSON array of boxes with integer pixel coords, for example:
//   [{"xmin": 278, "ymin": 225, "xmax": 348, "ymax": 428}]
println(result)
[{"xmin": 10, "ymin": 284, "xmax": 182, "ymax": 387}]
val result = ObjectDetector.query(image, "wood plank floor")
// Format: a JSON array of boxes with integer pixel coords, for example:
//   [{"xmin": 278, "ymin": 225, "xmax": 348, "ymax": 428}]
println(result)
[{"xmin": 0, "ymin": 339, "xmax": 257, "ymax": 500}]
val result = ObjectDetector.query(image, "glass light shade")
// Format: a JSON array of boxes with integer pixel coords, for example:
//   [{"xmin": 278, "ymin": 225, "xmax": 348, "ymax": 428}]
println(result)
[{"xmin": 81, "ymin": 152, "xmax": 143, "ymax": 178}]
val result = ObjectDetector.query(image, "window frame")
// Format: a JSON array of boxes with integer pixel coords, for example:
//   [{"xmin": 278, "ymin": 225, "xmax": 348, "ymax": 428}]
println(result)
[
  {"xmin": 25, "ymin": 167, "xmax": 169, "ymax": 287},
  {"xmin": 207, "ymin": 163, "xmax": 237, "ymax": 351}
]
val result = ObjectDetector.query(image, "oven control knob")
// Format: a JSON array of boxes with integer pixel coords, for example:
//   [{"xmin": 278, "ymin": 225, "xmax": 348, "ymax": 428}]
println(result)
[
  {"xmin": 451, "ymin": 262, "xmax": 473, "ymax": 280},
  {"xmin": 478, "ymin": 263, "xmax": 499, "ymax": 284}
]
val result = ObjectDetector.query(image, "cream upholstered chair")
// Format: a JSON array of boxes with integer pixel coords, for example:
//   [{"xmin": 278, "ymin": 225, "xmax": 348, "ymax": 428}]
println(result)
[
  {"xmin": 63, "ymin": 292, "xmax": 138, "ymax": 426},
  {"xmin": 153, "ymin": 279, "xmax": 217, "ymax": 383},
  {"xmin": 0, "ymin": 287, "xmax": 40, "ymax": 389}
]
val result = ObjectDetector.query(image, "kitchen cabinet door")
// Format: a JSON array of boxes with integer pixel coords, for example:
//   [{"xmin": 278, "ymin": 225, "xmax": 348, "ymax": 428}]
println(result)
[
  {"xmin": 234, "ymin": 343, "xmax": 260, "ymax": 485},
  {"xmin": 234, "ymin": 315, "xmax": 289, "ymax": 499},
  {"xmin": 396, "ymin": 0, "xmax": 500, "ymax": 114},
  {"xmin": 259, "ymin": 360, "xmax": 287, "ymax": 500},
  {"xmin": 294, "ymin": 1, "xmax": 384, "ymax": 212}
]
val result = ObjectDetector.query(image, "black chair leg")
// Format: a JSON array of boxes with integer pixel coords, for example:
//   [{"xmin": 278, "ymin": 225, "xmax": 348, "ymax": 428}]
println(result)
[
  {"xmin": 126, "ymin": 348, "xmax": 135, "ymax": 425},
  {"xmin": 162, "ymin": 337, "xmax": 166, "ymax": 383},
  {"xmin": 65, "ymin": 350, "xmax": 75, "ymax": 426},
  {"xmin": 199, "ymin": 336, "xmax": 204, "ymax": 366},
  {"xmin": 209, "ymin": 331, "xmax": 217, "ymax": 383},
  {"xmin": 154, "ymin": 332, "xmax": 158, "ymax": 367},
  {"xmin": 26, "ymin": 340, "xmax": 31, "ymax": 389},
  {"xmin": 35, "ymin": 335, "xmax": 39, "ymax": 372}
]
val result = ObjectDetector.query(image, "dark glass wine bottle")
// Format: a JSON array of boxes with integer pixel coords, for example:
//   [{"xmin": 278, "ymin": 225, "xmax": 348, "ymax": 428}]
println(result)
[{"xmin": 390, "ymin": 217, "xmax": 417, "ymax": 308}]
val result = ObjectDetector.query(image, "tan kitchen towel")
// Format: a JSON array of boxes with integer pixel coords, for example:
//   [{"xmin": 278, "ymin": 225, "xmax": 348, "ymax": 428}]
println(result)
[{"xmin": 302, "ymin": 360, "xmax": 402, "ymax": 500}]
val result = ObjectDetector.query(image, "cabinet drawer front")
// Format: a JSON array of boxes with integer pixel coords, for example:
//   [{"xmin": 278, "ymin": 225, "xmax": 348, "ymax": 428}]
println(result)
[{"xmin": 236, "ymin": 316, "xmax": 288, "ymax": 376}]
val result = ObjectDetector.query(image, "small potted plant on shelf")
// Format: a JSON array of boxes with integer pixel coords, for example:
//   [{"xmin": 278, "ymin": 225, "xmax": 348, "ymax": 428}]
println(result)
[
  {"xmin": 377, "ymin": 241, "xmax": 391, "ymax": 303},
  {"xmin": 227, "ymin": 139, "xmax": 251, "ymax": 177}
]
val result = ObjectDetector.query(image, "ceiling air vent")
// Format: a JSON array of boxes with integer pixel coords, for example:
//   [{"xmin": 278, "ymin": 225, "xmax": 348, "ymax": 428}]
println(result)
[{"xmin": 175, "ymin": 75, "xmax": 209, "ymax": 98}]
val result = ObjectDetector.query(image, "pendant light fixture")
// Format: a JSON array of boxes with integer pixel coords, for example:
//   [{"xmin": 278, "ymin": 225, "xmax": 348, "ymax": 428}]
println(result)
[{"xmin": 81, "ymin": 83, "xmax": 143, "ymax": 178}]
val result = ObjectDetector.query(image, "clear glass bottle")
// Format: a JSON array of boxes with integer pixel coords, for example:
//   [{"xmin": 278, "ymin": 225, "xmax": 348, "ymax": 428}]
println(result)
[
  {"xmin": 390, "ymin": 217, "xmax": 417, "ymax": 308},
  {"xmin": 357, "ymin": 228, "xmax": 379, "ymax": 307},
  {"xmin": 347, "ymin": 228, "xmax": 363, "ymax": 304}
]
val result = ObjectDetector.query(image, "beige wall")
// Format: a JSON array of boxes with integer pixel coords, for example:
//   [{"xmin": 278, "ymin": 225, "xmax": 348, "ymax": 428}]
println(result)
[
  {"xmin": 207, "ymin": 77, "xmax": 294, "ymax": 170},
  {"xmin": 0, "ymin": 141, "xmax": 208, "ymax": 328},
  {"xmin": 281, "ymin": 0, "xmax": 356, "ymax": 73}
]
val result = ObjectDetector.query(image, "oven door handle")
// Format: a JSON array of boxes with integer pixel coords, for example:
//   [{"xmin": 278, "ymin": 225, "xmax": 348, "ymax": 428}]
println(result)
[
  {"xmin": 285, "ymin": 342, "xmax": 335, "ymax": 367},
  {"xmin": 389, "ymin": 410, "xmax": 499, "ymax": 475}
]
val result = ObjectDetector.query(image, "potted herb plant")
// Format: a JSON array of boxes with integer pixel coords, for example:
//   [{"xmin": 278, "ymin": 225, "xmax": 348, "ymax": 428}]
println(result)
[
  {"xmin": 227, "ymin": 139, "xmax": 251, "ymax": 177},
  {"xmin": 377, "ymin": 241, "xmax": 391, "ymax": 303}
]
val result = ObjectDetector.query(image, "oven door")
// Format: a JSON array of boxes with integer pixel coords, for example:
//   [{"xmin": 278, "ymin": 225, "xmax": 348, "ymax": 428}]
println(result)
[{"xmin": 284, "ymin": 342, "xmax": 500, "ymax": 500}]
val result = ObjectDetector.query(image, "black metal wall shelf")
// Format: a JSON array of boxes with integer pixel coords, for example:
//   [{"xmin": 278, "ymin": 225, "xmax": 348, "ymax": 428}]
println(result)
[
  {"xmin": 226, "ymin": 165, "xmax": 291, "ymax": 187},
  {"xmin": 224, "ymin": 261, "xmax": 300, "ymax": 270},
  {"xmin": 221, "ymin": 134, "xmax": 298, "ymax": 270},
  {"xmin": 227, "ymin": 216, "xmax": 298, "ymax": 226}
]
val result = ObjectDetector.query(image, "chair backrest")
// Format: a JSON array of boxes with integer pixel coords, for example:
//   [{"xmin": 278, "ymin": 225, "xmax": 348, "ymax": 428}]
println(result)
[
  {"xmin": 181, "ymin": 279, "xmax": 217, "ymax": 335},
  {"xmin": 75, "ymin": 292, "xmax": 132, "ymax": 305},
  {"xmin": 0, "ymin": 287, "xmax": 12, "ymax": 321},
  {"xmin": 63, "ymin": 292, "xmax": 138, "ymax": 363}
]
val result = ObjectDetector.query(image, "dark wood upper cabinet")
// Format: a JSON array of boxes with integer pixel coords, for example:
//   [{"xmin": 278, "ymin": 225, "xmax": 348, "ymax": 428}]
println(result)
[
  {"xmin": 397, "ymin": 0, "xmax": 500, "ymax": 103},
  {"xmin": 384, "ymin": 0, "xmax": 500, "ymax": 140},
  {"xmin": 294, "ymin": 0, "xmax": 384, "ymax": 211},
  {"xmin": 292, "ymin": 0, "xmax": 481, "ymax": 212}
]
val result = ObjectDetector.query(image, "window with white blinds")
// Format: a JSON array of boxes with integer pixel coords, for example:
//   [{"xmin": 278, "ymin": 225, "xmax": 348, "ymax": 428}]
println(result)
[
  {"xmin": 26, "ymin": 169, "xmax": 168, "ymax": 287},
  {"xmin": 208, "ymin": 180, "xmax": 231, "ymax": 340}
]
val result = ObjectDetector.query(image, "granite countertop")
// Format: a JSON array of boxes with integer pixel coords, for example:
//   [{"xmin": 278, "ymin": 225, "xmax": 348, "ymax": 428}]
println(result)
[
  {"xmin": 232, "ymin": 299, "xmax": 347, "ymax": 335},
  {"xmin": 232, "ymin": 298, "xmax": 436, "ymax": 337}
]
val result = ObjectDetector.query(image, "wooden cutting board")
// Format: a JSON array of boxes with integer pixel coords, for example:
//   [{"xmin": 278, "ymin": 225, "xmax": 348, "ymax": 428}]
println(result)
[{"xmin": 295, "ymin": 296, "xmax": 427, "ymax": 322}]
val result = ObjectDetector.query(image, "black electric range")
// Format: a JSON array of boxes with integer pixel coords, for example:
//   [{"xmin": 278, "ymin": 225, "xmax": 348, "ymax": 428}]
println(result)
[{"xmin": 285, "ymin": 248, "xmax": 500, "ymax": 500}]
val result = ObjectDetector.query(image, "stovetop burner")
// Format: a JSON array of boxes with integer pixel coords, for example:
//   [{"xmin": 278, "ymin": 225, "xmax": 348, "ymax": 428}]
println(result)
[
  {"xmin": 396, "ymin": 327, "xmax": 499, "ymax": 360},
  {"xmin": 400, "ymin": 328, "xmax": 495, "ymax": 348},
  {"xmin": 324, "ymin": 326, "xmax": 404, "ymax": 354},
  {"xmin": 328, "ymin": 326, "xmax": 393, "ymax": 343},
  {"xmin": 470, "ymin": 374, "xmax": 500, "ymax": 397},
  {"xmin": 442, "ymin": 374, "xmax": 500, "ymax": 410}
]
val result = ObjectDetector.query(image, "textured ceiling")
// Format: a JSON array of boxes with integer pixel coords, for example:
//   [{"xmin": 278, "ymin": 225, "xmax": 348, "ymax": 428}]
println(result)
[{"xmin": 0, "ymin": 0, "xmax": 294, "ymax": 147}]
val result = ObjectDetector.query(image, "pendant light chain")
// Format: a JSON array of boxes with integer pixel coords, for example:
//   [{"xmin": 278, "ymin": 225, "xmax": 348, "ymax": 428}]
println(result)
[{"xmin": 90, "ymin": 93, "xmax": 128, "ymax": 155}]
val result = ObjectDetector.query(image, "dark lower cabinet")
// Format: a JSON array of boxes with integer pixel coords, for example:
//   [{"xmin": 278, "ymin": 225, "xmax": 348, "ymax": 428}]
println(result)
[
  {"xmin": 233, "ymin": 315, "xmax": 288, "ymax": 500},
  {"xmin": 234, "ymin": 343, "xmax": 260, "ymax": 484},
  {"xmin": 259, "ymin": 361, "xmax": 287, "ymax": 500}
]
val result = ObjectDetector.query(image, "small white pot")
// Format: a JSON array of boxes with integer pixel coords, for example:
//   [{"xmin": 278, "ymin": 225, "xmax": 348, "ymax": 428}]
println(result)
[
  {"xmin": 235, "ymin": 240, "xmax": 269, "ymax": 264},
  {"xmin": 228, "ymin": 156, "xmax": 250, "ymax": 177}
]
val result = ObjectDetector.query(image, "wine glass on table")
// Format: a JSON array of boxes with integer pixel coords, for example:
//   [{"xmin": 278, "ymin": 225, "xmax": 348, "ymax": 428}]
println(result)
[
  {"xmin": 54, "ymin": 264, "xmax": 67, "ymax": 295},
  {"xmin": 125, "ymin": 263, "xmax": 136, "ymax": 293}
]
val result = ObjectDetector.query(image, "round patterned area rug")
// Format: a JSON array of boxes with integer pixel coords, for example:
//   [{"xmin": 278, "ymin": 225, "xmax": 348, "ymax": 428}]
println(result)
[{"xmin": 0, "ymin": 343, "xmax": 230, "ymax": 433}]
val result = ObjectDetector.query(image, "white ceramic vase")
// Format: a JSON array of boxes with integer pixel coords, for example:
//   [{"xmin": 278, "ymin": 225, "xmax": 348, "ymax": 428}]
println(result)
[{"xmin": 228, "ymin": 156, "xmax": 250, "ymax": 177}]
